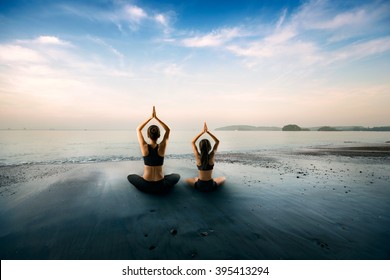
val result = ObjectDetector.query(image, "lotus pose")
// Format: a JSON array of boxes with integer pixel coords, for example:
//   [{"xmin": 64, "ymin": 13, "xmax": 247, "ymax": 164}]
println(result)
[
  {"xmin": 186, "ymin": 122, "xmax": 225, "ymax": 191},
  {"xmin": 128, "ymin": 106, "xmax": 180, "ymax": 193}
]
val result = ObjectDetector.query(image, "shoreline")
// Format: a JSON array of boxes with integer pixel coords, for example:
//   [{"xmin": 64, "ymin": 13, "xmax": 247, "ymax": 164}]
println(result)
[
  {"xmin": 1, "ymin": 145, "xmax": 389, "ymax": 260},
  {"xmin": 296, "ymin": 144, "xmax": 390, "ymax": 157}
]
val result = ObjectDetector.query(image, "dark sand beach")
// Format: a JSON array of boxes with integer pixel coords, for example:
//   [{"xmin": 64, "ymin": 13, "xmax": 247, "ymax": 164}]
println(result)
[{"xmin": 1, "ymin": 145, "xmax": 389, "ymax": 260}]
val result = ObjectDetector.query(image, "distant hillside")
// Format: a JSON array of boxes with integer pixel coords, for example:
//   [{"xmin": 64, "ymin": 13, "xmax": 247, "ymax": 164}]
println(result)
[
  {"xmin": 310, "ymin": 126, "xmax": 390, "ymax": 131},
  {"xmin": 215, "ymin": 125, "xmax": 281, "ymax": 131},
  {"xmin": 216, "ymin": 125, "xmax": 390, "ymax": 132},
  {"xmin": 370, "ymin": 126, "xmax": 390, "ymax": 131},
  {"xmin": 318, "ymin": 126, "xmax": 339, "ymax": 131},
  {"xmin": 282, "ymin": 124, "xmax": 310, "ymax": 131}
]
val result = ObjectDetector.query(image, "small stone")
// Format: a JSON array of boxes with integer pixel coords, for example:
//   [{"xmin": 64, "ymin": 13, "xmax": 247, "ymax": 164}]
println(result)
[
  {"xmin": 149, "ymin": 245, "xmax": 156, "ymax": 250},
  {"xmin": 170, "ymin": 229, "xmax": 177, "ymax": 236},
  {"xmin": 200, "ymin": 232, "xmax": 208, "ymax": 236}
]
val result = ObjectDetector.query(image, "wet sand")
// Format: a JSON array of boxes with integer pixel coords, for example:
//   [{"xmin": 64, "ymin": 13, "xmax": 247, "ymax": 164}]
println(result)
[{"xmin": 0, "ymin": 145, "xmax": 389, "ymax": 259}]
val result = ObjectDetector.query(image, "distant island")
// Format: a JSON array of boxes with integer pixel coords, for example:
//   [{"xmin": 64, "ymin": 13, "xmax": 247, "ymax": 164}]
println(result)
[
  {"xmin": 318, "ymin": 126, "xmax": 338, "ymax": 131},
  {"xmin": 313, "ymin": 126, "xmax": 390, "ymax": 131},
  {"xmin": 215, "ymin": 125, "xmax": 390, "ymax": 131},
  {"xmin": 282, "ymin": 124, "xmax": 310, "ymax": 131}
]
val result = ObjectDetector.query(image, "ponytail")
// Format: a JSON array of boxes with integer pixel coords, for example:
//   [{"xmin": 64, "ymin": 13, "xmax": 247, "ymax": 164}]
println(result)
[{"xmin": 199, "ymin": 139, "xmax": 211, "ymax": 169}]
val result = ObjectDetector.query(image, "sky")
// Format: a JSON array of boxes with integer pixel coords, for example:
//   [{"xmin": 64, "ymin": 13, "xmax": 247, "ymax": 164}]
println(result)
[{"xmin": 0, "ymin": 0, "xmax": 390, "ymax": 129}]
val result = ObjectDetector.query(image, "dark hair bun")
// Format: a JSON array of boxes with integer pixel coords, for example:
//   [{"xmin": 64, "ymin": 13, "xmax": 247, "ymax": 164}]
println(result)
[{"xmin": 148, "ymin": 125, "xmax": 160, "ymax": 140}]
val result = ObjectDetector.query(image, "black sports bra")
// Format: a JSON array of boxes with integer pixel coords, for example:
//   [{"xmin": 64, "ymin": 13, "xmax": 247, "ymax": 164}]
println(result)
[
  {"xmin": 197, "ymin": 162, "xmax": 214, "ymax": 171},
  {"xmin": 143, "ymin": 145, "xmax": 164, "ymax": 166}
]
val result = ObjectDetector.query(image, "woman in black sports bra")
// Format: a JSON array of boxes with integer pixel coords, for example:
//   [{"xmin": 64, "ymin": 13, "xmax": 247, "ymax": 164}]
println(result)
[
  {"xmin": 186, "ymin": 122, "xmax": 225, "ymax": 191},
  {"xmin": 128, "ymin": 106, "xmax": 180, "ymax": 193}
]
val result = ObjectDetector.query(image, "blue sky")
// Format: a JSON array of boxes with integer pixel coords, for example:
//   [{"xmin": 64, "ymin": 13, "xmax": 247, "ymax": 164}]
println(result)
[{"xmin": 1, "ymin": 0, "xmax": 390, "ymax": 129}]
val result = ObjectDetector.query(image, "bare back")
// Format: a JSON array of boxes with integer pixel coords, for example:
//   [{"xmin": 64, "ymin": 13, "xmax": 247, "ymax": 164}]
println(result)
[
  {"xmin": 143, "ymin": 165, "xmax": 164, "ymax": 181},
  {"xmin": 195, "ymin": 151, "xmax": 215, "ymax": 181}
]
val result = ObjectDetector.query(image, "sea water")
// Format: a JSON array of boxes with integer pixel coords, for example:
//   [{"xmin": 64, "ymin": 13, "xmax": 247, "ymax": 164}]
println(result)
[{"xmin": 0, "ymin": 130, "xmax": 389, "ymax": 166}]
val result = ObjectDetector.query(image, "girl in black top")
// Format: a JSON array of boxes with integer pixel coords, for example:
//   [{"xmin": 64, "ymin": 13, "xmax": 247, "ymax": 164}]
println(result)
[
  {"xmin": 128, "ymin": 106, "xmax": 180, "ymax": 193},
  {"xmin": 186, "ymin": 122, "xmax": 225, "ymax": 191}
]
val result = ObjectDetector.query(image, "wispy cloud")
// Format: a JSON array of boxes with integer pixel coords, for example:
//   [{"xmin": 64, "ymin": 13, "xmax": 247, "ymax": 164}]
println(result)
[
  {"xmin": 124, "ymin": 5, "xmax": 147, "ymax": 22},
  {"xmin": 327, "ymin": 36, "xmax": 390, "ymax": 64},
  {"xmin": 275, "ymin": 8, "xmax": 288, "ymax": 30},
  {"xmin": 313, "ymin": 8, "xmax": 367, "ymax": 30},
  {"xmin": 87, "ymin": 36, "xmax": 125, "ymax": 64},
  {"xmin": 0, "ymin": 33, "xmax": 139, "ymax": 128},
  {"xmin": 227, "ymin": 39, "xmax": 318, "ymax": 61},
  {"xmin": 60, "ymin": 2, "xmax": 173, "ymax": 33},
  {"xmin": 16, "ymin": 35, "xmax": 73, "ymax": 49},
  {"xmin": 293, "ymin": 0, "xmax": 390, "ymax": 31},
  {"xmin": 196, "ymin": 0, "xmax": 390, "ymax": 69},
  {"xmin": 154, "ymin": 14, "xmax": 168, "ymax": 27},
  {"xmin": 0, "ymin": 35, "xmax": 134, "ymax": 94},
  {"xmin": 34, "ymin": 35, "xmax": 71, "ymax": 46},
  {"xmin": 0, "ymin": 44, "xmax": 45, "ymax": 63},
  {"xmin": 122, "ymin": 4, "xmax": 147, "ymax": 30},
  {"xmin": 181, "ymin": 27, "xmax": 242, "ymax": 47},
  {"xmin": 154, "ymin": 12, "xmax": 174, "ymax": 34}
]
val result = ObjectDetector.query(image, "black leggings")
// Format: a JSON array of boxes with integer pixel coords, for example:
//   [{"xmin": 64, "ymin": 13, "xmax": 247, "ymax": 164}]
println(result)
[
  {"xmin": 194, "ymin": 179, "xmax": 218, "ymax": 192},
  {"xmin": 127, "ymin": 174, "xmax": 180, "ymax": 194}
]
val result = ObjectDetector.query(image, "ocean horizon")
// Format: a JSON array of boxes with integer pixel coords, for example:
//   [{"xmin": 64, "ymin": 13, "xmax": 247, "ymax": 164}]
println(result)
[{"xmin": 1, "ymin": 130, "xmax": 389, "ymax": 166}]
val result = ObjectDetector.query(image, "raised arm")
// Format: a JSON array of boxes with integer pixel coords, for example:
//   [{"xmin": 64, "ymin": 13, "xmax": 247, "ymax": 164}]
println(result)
[
  {"xmin": 191, "ymin": 129, "xmax": 205, "ymax": 156},
  {"xmin": 136, "ymin": 108, "xmax": 154, "ymax": 155},
  {"xmin": 205, "ymin": 124, "xmax": 220, "ymax": 154},
  {"xmin": 150, "ymin": 107, "xmax": 170, "ymax": 157},
  {"xmin": 153, "ymin": 107, "xmax": 170, "ymax": 142}
]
